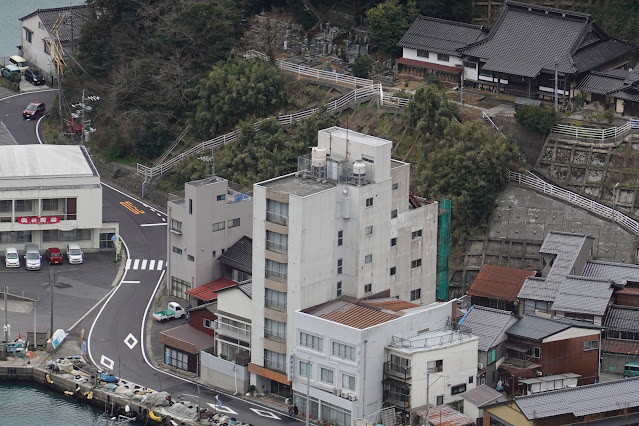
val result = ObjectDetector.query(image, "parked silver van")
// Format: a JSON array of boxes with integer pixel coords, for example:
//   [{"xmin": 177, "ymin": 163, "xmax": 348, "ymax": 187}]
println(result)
[
  {"xmin": 5, "ymin": 247, "xmax": 19, "ymax": 268},
  {"xmin": 24, "ymin": 244, "xmax": 41, "ymax": 270},
  {"xmin": 66, "ymin": 243, "xmax": 83, "ymax": 264}
]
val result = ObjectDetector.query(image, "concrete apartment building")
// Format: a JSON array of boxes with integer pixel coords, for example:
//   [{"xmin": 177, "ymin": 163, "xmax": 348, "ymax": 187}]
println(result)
[
  {"xmin": 0, "ymin": 145, "xmax": 118, "ymax": 252},
  {"xmin": 290, "ymin": 298, "xmax": 456, "ymax": 426},
  {"xmin": 248, "ymin": 127, "xmax": 439, "ymax": 397},
  {"xmin": 166, "ymin": 176, "xmax": 252, "ymax": 300}
]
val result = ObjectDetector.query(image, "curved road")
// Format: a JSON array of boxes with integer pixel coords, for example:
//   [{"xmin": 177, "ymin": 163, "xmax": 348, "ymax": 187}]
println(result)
[{"xmin": 2, "ymin": 89, "xmax": 296, "ymax": 425}]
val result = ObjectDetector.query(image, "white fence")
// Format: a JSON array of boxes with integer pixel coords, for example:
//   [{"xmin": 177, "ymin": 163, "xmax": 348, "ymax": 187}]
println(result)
[
  {"xmin": 507, "ymin": 170, "xmax": 639, "ymax": 235},
  {"xmin": 550, "ymin": 120, "xmax": 639, "ymax": 142},
  {"xmin": 243, "ymin": 49, "xmax": 374, "ymax": 88}
]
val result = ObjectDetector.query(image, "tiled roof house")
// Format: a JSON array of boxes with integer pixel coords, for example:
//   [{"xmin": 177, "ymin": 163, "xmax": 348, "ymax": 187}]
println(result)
[{"xmin": 467, "ymin": 264, "xmax": 535, "ymax": 313}]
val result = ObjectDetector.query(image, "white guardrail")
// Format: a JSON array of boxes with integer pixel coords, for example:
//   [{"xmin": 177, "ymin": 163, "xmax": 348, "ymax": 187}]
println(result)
[
  {"xmin": 551, "ymin": 120, "xmax": 639, "ymax": 142},
  {"xmin": 138, "ymin": 51, "xmax": 412, "ymax": 178},
  {"xmin": 507, "ymin": 170, "xmax": 639, "ymax": 235}
]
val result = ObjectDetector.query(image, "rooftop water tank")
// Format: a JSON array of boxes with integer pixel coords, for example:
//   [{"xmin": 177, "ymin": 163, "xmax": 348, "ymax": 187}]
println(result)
[
  {"xmin": 353, "ymin": 160, "xmax": 366, "ymax": 177},
  {"xmin": 311, "ymin": 146, "xmax": 327, "ymax": 168}
]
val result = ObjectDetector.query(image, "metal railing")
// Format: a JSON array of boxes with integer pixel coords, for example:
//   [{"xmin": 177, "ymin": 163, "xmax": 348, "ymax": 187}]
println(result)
[
  {"xmin": 507, "ymin": 170, "xmax": 639, "ymax": 235},
  {"xmin": 482, "ymin": 111, "xmax": 504, "ymax": 136},
  {"xmin": 264, "ymin": 328, "xmax": 287, "ymax": 341},
  {"xmin": 550, "ymin": 119, "xmax": 639, "ymax": 142},
  {"xmin": 244, "ymin": 49, "xmax": 375, "ymax": 88},
  {"xmin": 266, "ymin": 211, "xmax": 289, "ymax": 226},
  {"xmin": 383, "ymin": 390, "xmax": 410, "ymax": 408},
  {"xmin": 384, "ymin": 361, "xmax": 411, "ymax": 378},
  {"xmin": 214, "ymin": 320, "xmax": 251, "ymax": 339},
  {"xmin": 154, "ymin": 124, "xmax": 191, "ymax": 166},
  {"xmin": 389, "ymin": 328, "xmax": 473, "ymax": 349},
  {"xmin": 265, "ymin": 268, "xmax": 287, "ymax": 282}
]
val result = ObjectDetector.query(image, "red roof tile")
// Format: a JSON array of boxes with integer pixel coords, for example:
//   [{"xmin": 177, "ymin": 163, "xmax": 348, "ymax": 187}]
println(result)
[
  {"xmin": 398, "ymin": 57, "xmax": 463, "ymax": 74},
  {"xmin": 186, "ymin": 277, "xmax": 236, "ymax": 301},
  {"xmin": 467, "ymin": 264, "xmax": 536, "ymax": 302},
  {"xmin": 303, "ymin": 297, "xmax": 404, "ymax": 329}
]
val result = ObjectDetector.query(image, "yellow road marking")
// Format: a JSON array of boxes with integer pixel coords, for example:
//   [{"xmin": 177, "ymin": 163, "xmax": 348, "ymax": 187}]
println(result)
[{"xmin": 120, "ymin": 201, "xmax": 145, "ymax": 215}]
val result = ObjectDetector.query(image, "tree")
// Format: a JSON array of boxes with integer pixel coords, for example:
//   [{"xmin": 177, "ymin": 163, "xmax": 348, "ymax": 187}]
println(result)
[
  {"xmin": 292, "ymin": 104, "xmax": 338, "ymax": 147},
  {"xmin": 404, "ymin": 85, "xmax": 459, "ymax": 155},
  {"xmin": 366, "ymin": 0, "xmax": 418, "ymax": 54},
  {"xmin": 352, "ymin": 56, "xmax": 372, "ymax": 78},
  {"xmin": 417, "ymin": 120, "xmax": 520, "ymax": 240},
  {"xmin": 515, "ymin": 105, "xmax": 558, "ymax": 134},
  {"xmin": 135, "ymin": 125, "xmax": 171, "ymax": 159},
  {"xmin": 216, "ymin": 118, "xmax": 304, "ymax": 187},
  {"xmin": 191, "ymin": 56, "xmax": 290, "ymax": 138}
]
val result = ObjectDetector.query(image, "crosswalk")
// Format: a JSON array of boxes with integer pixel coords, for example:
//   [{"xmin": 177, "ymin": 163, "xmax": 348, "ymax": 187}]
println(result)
[{"xmin": 125, "ymin": 259, "xmax": 164, "ymax": 271}]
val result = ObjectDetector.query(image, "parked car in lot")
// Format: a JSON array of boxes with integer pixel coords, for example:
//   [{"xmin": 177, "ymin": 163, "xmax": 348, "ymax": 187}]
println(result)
[
  {"xmin": 153, "ymin": 302, "xmax": 186, "ymax": 322},
  {"xmin": 24, "ymin": 244, "xmax": 41, "ymax": 271},
  {"xmin": 1, "ymin": 65, "xmax": 21, "ymax": 83},
  {"xmin": 9, "ymin": 55, "xmax": 29, "ymax": 74},
  {"xmin": 5, "ymin": 247, "xmax": 20, "ymax": 268},
  {"xmin": 66, "ymin": 243, "xmax": 83, "ymax": 264},
  {"xmin": 23, "ymin": 102, "xmax": 45, "ymax": 119},
  {"xmin": 25, "ymin": 69, "xmax": 45, "ymax": 86},
  {"xmin": 45, "ymin": 248, "xmax": 63, "ymax": 265}
]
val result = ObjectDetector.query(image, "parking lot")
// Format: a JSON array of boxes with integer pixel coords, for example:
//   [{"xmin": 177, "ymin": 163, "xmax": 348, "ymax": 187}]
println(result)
[{"xmin": 0, "ymin": 251, "xmax": 122, "ymax": 339}]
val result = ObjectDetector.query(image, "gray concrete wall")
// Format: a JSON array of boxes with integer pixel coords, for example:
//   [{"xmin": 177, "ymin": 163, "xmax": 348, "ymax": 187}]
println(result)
[{"xmin": 200, "ymin": 351, "xmax": 249, "ymax": 394}]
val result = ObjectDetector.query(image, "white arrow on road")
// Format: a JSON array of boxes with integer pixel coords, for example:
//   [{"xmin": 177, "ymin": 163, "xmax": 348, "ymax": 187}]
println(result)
[{"xmin": 207, "ymin": 403, "xmax": 238, "ymax": 415}]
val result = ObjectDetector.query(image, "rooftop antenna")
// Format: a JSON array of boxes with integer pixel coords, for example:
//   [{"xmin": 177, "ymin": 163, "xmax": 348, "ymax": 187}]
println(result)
[{"xmin": 198, "ymin": 148, "xmax": 215, "ymax": 177}]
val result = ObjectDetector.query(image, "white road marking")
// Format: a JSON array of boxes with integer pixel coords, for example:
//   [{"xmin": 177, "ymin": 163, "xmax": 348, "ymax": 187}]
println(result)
[
  {"xmin": 141, "ymin": 259, "xmax": 148, "ymax": 270},
  {"xmin": 121, "ymin": 280, "xmax": 140, "ymax": 284},
  {"xmin": 149, "ymin": 260, "xmax": 156, "ymax": 270},
  {"xmin": 157, "ymin": 260, "xmax": 164, "ymax": 270},
  {"xmin": 140, "ymin": 223, "xmax": 167, "ymax": 227},
  {"xmin": 133, "ymin": 259, "xmax": 140, "ymax": 270},
  {"xmin": 100, "ymin": 355, "xmax": 114, "ymax": 370},
  {"xmin": 125, "ymin": 259, "xmax": 132, "ymax": 269},
  {"xmin": 124, "ymin": 333, "xmax": 138, "ymax": 350},
  {"xmin": 249, "ymin": 408, "xmax": 281, "ymax": 420},
  {"xmin": 207, "ymin": 404, "xmax": 237, "ymax": 415}
]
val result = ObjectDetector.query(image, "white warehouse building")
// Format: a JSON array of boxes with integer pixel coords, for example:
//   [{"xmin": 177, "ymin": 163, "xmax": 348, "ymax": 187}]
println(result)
[{"xmin": 0, "ymin": 145, "xmax": 118, "ymax": 253}]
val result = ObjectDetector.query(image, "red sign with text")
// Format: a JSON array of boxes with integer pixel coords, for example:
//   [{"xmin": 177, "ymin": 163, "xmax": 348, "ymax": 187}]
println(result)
[{"xmin": 16, "ymin": 216, "xmax": 61, "ymax": 225}]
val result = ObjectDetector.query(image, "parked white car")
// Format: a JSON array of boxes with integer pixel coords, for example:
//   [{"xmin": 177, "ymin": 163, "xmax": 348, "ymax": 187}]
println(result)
[
  {"xmin": 66, "ymin": 243, "xmax": 83, "ymax": 264},
  {"xmin": 5, "ymin": 247, "xmax": 19, "ymax": 268}
]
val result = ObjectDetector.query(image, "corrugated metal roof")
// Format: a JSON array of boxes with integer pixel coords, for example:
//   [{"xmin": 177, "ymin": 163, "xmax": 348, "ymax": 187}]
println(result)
[
  {"xmin": 0, "ymin": 145, "xmax": 94, "ymax": 179},
  {"xmin": 604, "ymin": 305, "xmax": 639, "ymax": 331},
  {"xmin": 20, "ymin": 5, "xmax": 91, "ymax": 44},
  {"xmin": 461, "ymin": 384, "xmax": 504, "ymax": 407},
  {"xmin": 602, "ymin": 338, "xmax": 639, "ymax": 355},
  {"xmin": 365, "ymin": 298, "xmax": 420, "ymax": 311},
  {"xmin": 427, "ymin": 404, "xmax": 474, "ymax": 426},
  {"xmin": 185, "ymin": 278, "xmax": 236, "ymax": 301},
  {"xmin": 582, "ymin": 260, "xmax": 639, "ymax": 284},
  {"xmin": 217, "ymin": 236, "xmax": 252, "ymax": 274},
  {"xmin": 397, "ymin": 15, "xmax": 486, "ymax": 56},
  {"xmin": 467, "ymin": 264, "xmax": 536, "ymax": 302},
  {"xmin": 159, "ymin": 324, "xmax": 215, "ymax": 354},
  {"xmin": 518, "ymin": 276, "xmax": 558, "ymax": 302},
  {"xmin": 551, "ymin": 276, "xmax": 612, "ymax": 316},
  {"xmin": 506, "ymin": 315, "xmax": 572, "ymax": 341},
  {"xmin": 303, "ymin": 297, "xmax": 406, "ymax": 329},
  {"xmin": 515, "ymin": 377, "xmax": 639, "ymax": 419},
  {"xmin": 459, "ymin": 306, "xmax": 514, "ymax": 351}
]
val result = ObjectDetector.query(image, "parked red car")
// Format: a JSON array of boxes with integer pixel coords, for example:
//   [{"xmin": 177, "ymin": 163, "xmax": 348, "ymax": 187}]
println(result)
[
  {"xmin": 45, "ymin": 248, "xmax": 63, "ymax": 265},
  {"xmin": 23, "ymin": 102, "xmax": 45, "ymax": 119}
]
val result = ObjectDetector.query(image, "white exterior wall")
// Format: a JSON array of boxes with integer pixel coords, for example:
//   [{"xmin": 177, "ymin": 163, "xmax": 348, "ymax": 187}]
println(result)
[
  {"xmin": 167, "ymin": 178, "xmax": 252, "ymax": 296},
  {"xmin": 402, "ymin": 47, "xmax": 463, "ymax": 68},
  {"xmin": 218, "ymin": 287, "xmax": 253, "ymax": 322},
  {"xmin": 292, "ymin": 301, "xmax": 455, "ymax": 421},
  {"xmin": 388, "ymin": 336, "xmax": 479, "ymax": 408},
  {"xmin": 20, "ymin": 15, "xmax": 56, "ymax": 77},
  {"xmin": 250, "ymin": 183, "xmax": 268, "ymax": 371}
]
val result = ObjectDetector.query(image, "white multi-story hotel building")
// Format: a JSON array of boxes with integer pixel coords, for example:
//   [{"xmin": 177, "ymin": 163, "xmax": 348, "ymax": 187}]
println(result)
[{"xmin": 248, "ymin": 127, "xmax": 439, "ymax": 397}]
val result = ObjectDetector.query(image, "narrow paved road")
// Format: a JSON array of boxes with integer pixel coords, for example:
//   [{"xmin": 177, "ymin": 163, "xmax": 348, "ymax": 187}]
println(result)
[{"xmin": 2, "ymin": 89, "xmax": 297, "ymax": 425}]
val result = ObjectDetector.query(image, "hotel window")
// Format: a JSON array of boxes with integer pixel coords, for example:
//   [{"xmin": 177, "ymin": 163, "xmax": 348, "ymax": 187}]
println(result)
[
  {"xmin": 336, "ymin": 281, "xmax": 342, "ymax": 297},
  {"xmin": 265, "ymin": 259, "xmax": 287, "ymax": 282},
  {"xmin": 264, "ymin": 350, "xmax": 286, "ymax": 372},
  {"xmin": 264, "ymin": 318, "xmax": 286, "ymax": 340},
  {"xmin": 333, "ymin": 342, "xmax": 356, "ymax": 361},
  {"xmin": 265, "ymin": 288, "xmax": 287, "ymax": 310},
  {"xmin": 337, "ymin": 258, "xmax": 343, "ymax": 274},
  {"xmin": 411, "ymin": 259, "xmax": 422, "ymax": 269},
  {"xmin": 299, "ymin": 332, "xmax": 323, "ymax": 352},
  {"xmin": 365, "ymin": 197, "xmax": 373, "ymax": 208},
  {"xmin": 228, "ymin": 218, "xmax": 240, "ymax": 228},
  {"xmin": 337, "ymin": 230, "xmax": 343, "ymax": 246},
  {"xmin": 321, "ymin": 368, "xmax": 334, "ymax": 384},
  {"xmin": 342, "ymin": 374, "xmax": 355, "ymax": 390},
  {"xmin": 266, "ymin": 230, "xmax": 288, "ymax": 253},
  {"xmin": 266, "ymin": 199, "xmax": 289, "ymax": 226},
  {"xmin": 299, "ymin": 361, "xmax": 312, "ymax": 378},
  {"xmin": 365, "ymin": 225, "xmax": 373, "ymax": 236}
]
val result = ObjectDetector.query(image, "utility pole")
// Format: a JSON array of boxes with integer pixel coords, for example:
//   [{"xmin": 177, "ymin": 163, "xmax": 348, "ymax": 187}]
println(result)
[
  {"xmin": 554, "ymin": 57, "xmax": 559, "ymax": 112},
  {"xmin": 306, "ymin": 371, "xmax": 310, "ymax": 426},
  {"xmin": 460, "ymin": 70, "xmax": 464, "ymax": 108},
  {"xmin": 424, "ymin": 371, "xmax": 430, "ymax": 426},
  {"xmin": 49, "ymin": 268, "xmax": 54, "ymax": 336},
  {"xmin": 3, "ymin": 286, "xmax": 8, "ymax": 343}
]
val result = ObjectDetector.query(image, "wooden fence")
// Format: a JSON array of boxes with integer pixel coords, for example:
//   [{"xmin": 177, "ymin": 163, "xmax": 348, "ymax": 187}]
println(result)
[{"xmin": 507, "ymin": 170, "xmax": 639, "ymax": 235}]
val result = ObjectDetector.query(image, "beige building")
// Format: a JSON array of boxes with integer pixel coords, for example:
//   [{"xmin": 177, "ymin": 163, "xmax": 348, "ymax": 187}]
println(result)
[
  {"xmin": 248, "ymin": 127, "xmax": 439, "ymax": 396},
  {"xmin": 166, "ymin": 176, "xmax": 252, "ymax": 300}
]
